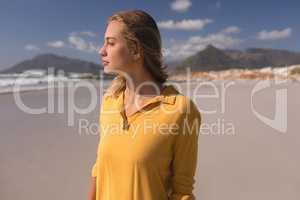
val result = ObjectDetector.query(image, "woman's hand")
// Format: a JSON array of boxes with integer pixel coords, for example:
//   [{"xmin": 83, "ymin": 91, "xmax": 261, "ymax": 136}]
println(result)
[{"xmin": 88, "ymin": 177, "xmax": 97, "ymax": 200}]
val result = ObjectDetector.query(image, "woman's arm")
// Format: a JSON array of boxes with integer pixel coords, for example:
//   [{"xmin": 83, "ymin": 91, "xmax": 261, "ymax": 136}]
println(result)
[
  {"xmin": 88, "ymin": 97, "xmax": 104, "ymax": 200},
  {"xmin": 169, "ymin": 99, "xmax": 202, "ymax": 200},
  {"xmin": 88, "ymin": 161, "xmax": 98, "ymax": 199},
  {"xmin": 88, "ymin": 177, "xmax": 97, "ymax": 200}
]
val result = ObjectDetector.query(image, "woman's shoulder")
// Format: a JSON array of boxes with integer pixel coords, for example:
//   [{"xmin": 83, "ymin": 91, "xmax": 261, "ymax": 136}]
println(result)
[
  {"xmin": 162, "ymin": 84, "xmax": 201, "ymax": 120},
  {"xmin": 174, "ymin": 94, "xmax": 200, "ymax": 114}
]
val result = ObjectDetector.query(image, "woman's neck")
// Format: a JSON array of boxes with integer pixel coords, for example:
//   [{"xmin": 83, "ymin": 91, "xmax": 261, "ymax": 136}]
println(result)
[{"xmin": 124, "ymin": 76, "xmax": 163, "ymax": 105}]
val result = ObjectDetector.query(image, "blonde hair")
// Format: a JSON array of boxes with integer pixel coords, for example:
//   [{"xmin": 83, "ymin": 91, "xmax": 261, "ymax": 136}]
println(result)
[{"xmin": 104, "ymin": 10, "xmax": 169, "ymax": 98}]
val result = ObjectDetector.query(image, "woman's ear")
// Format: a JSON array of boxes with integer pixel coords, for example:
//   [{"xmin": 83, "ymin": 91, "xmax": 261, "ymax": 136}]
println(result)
[
  {"xmin": 130, "ymin": 41, "xmax": 141, "ymax": 60},
  {"xmin": 133, "ymin": 53, "xmax": 140, "ymax": 60}
]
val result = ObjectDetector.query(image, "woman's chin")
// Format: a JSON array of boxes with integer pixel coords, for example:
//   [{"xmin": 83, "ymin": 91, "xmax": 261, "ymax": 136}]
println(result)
[
  {"xmin": 103, "ymin": 64, "xmax": 110, "ymax": 71},
  {"xmin": 104, "ymin": 66, "xmax": 118, "ymax": 75},
  {"xmin": 104, "ymin": 65, "xmax": 124, "ymax": 74}
]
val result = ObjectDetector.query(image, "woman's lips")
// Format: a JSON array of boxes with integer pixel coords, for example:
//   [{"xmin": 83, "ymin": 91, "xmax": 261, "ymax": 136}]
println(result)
[{"xmin": 102, "ymin": 61, "xmax": 109, "ymax": 65}]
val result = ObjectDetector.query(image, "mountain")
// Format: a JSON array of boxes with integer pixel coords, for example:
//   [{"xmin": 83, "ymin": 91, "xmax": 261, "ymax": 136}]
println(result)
[
  {"xmin": 0, "ymin": 53, "xmax": 114, "ymax": 79},
  {"xmin": 176, "ymin": 45, "xmax": 240, "ymax": 71},
  {"xmin": 175, "ymin": 45, "xmax": 300, "ymax": 72}
]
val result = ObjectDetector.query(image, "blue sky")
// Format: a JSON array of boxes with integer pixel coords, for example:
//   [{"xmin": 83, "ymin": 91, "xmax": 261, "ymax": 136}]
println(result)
[{"xmin": 0, "ymin": 0, "xmax": 299, "ymax": 69}]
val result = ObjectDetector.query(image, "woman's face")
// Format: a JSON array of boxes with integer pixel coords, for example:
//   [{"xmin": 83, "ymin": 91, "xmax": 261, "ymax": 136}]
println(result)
[{"xmin": 98, "ymin": 20, "xmax": 136, "ymax": 75}]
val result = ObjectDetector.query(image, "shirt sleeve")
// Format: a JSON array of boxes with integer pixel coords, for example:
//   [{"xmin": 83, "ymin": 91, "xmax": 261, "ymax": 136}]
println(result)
[
  {"xmin": 169, "ymin": 98, "xmax": 202, "ymax": 200},
  {"xmin": 90, "ymin": 96, "xmax": 106, "ymax": 178},
  {"xmin": 91, "ymin": 136, "xmax": 100, "ymax": 177}
]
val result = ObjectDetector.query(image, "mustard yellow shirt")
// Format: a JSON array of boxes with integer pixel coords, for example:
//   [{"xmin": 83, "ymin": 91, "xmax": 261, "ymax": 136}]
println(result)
[{"xmin": 91, "ymin": 84, "xmax": 201, "ymax": 200}]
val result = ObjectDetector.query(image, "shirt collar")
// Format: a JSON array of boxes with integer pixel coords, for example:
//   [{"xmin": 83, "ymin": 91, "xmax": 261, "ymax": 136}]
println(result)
[{"xmin": 112, "ymin": 84, "xmax": 178, "ymax": 113}]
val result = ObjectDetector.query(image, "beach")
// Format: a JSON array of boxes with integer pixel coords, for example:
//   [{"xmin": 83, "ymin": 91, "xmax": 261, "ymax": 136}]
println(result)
[{"xmin": 1, "ymin": 80, "xmax": 299, "ymax": 199}]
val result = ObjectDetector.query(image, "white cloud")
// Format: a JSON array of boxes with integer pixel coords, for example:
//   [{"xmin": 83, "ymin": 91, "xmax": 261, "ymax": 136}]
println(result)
[
  {"xmin": 163, "ymin": 30, "xmax": 242, "ymax": 60},
  {"xmin": 70, "ymin": 31, "xmax": 97, "ymax": 37},
  {"xmin": 162, "ymin": 47, "xmax": 171, "ymax": 58},
  {"xmin": 221, "ymin": 26, "xmax": 241, "ymax": 34},
  {"xmin": 170, "ymin": 0, "xmax": 192, "ymax": 13},
  {"xmin": 257, "ymin": 28, "xmax": 292, "ymax": 40},
  {"xmin": 81, "ymin": 31, "xmax": 97, "ymax": 37},
  {"xmin": 24, "ymin": 44, "xmax": 40, "ymax": 51},
  {"xmin": 158, "ymin": 19, "xmax": 213, "ymax": 31},
  {"xmin": 68, "ymin": 35, "xmax": 98, "ymax": 53},
  {"xmin": 47, "ymin": 40, "xmax": 65, "ymax": 48}
]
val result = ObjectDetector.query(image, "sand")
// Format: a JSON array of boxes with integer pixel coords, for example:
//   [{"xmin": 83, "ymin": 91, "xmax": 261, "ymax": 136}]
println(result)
[{"xmin": 0, "ymin": 80, "xmax": 299, "ymax": 200}]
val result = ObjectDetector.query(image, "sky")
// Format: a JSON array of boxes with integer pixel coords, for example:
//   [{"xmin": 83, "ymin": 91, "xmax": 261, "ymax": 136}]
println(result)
[{"xmin": 0, "ymin": 0, "xmax": 299, "ymax": 70}]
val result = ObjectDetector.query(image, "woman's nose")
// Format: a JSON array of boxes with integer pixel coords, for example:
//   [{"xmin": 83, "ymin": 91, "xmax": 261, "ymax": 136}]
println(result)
[{"xmin": 98, "ymin": 45, "xmax": 106, "ymax": 56}]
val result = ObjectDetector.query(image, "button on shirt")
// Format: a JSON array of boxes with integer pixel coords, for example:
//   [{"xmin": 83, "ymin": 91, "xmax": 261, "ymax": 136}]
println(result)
[{"xmin": 91, "ymin": 84, "xmax": 202, "ymax": 200}]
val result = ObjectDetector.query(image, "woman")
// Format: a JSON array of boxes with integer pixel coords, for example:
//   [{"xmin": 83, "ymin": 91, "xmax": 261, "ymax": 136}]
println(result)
[{"xmin": 89, "ymin": 10, "xmax": 202, "ymax": 200}]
